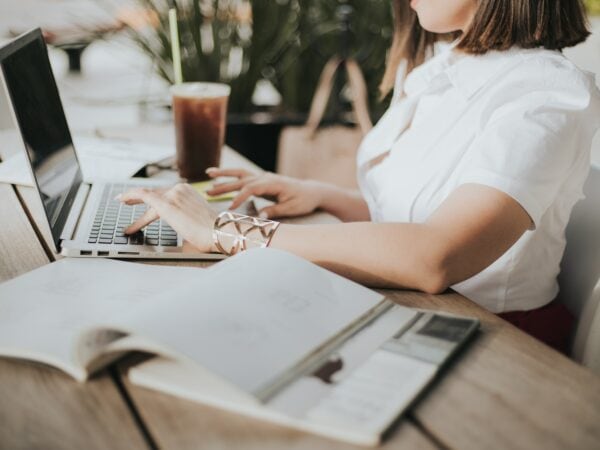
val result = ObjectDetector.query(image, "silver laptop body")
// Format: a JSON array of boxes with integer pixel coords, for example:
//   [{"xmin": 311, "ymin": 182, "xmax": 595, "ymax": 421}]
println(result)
[{"xmin": 0, "ymin": 28, "xmax": 226, "ymax": 260}]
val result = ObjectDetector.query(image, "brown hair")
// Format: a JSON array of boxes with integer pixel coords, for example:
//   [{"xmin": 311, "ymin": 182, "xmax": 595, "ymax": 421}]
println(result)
[{"xmin": 380, "ymin": 0, "xmax": 591, "ymax": 97}]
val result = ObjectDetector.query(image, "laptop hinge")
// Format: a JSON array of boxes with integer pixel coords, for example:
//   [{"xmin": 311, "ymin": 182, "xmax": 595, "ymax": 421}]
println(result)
[{"xmin": 60, "ymin": 182, "xmax": 91, "ymax": 244}]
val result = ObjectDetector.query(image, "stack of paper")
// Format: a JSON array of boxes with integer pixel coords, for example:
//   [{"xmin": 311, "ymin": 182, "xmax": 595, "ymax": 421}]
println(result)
[{"xmin": 0, "ymin": 135, "xmax": 174, "ymax": 186}]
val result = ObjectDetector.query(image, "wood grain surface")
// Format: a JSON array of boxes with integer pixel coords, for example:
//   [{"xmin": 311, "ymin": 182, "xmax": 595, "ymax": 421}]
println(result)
[
  {"xmin": 0, "ymin": 183, "xmax": 148, "ymax": 450},
  {"xmin": 0, "ymin": 184, "xmax": 48, "ymax": 282}
]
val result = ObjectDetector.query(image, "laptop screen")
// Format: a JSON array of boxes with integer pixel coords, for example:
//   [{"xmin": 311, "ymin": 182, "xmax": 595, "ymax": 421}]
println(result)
[{"xmin": 0, "ymin": 29, "xmax": 83, "ymax": 251}]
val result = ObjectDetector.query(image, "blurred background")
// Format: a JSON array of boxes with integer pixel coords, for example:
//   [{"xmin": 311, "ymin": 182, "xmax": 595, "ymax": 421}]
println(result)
[{"xmin": 0, "ymin": 0, "xmax": 599, "ymax": 170}]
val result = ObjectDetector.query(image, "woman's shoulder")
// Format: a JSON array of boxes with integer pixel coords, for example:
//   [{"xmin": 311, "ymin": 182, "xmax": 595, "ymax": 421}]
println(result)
[
  {"xmin": 477, "ymin": 47, "xmax": 600, "ymax": 125},
  {"xmin": 491, "ymin": 47, "xmax": 598, "ymax": 97}
]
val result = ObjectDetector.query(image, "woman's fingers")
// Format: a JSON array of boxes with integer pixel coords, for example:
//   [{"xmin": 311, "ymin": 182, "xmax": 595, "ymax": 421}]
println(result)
[
  {"xmin": 228, "ymin": 183, "xmax": 265, "ymax": 210},
  {"xmin": 113, "ymin": 183, "xmax": 218, "ymax": 253},
  {"xmin": 229, "ymin": 181, "xmax": 280, "ymax": 210},
  {"xmin": 118, "ymin": 188, "xmax": 170, "ymax": 233},
  {"xmin": 259, "ymin": 199, "xmax": 301, "ymax": 219},
  {"xmin": 124, "ymin": 208, "xmax": 159, "ymax": 234},
  {"xmin": 206, "ymin": 180, "xmax": 246, "ymax": 196},
  {"xmin": 118, "ymin": 187, "xmax": 168, "ymax": 205},
  {"xmin": 116, "ymin": 195, "xmax": 144, "ymax": 205},
  {"xmin": 205, "ymin": 167, "xmax": 254, "ymax": 179}
]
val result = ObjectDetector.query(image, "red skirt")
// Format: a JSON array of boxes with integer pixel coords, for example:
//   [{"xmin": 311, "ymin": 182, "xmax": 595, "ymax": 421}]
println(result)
[{"xmin": 497, "ymin": 301, "xmax": 574, "ymax": 354}]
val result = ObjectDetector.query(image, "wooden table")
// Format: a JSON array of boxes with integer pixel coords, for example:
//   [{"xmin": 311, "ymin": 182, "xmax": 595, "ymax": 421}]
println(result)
[{"xmin": 1, "ymin": 125, "xmax": 600, "ymax": 450}]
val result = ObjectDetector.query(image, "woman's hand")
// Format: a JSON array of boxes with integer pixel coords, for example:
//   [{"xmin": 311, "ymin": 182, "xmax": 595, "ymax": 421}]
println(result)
[
  {"xmin": 117, "ymin": 183, "xmax": 217, "ymax": 252},
  {"xmin": 206, "ymin": 167, "xmax": 324, "ymax": 219}
]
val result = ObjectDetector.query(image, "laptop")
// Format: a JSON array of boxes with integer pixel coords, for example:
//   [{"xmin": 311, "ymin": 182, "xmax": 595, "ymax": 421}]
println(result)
[{"xmin": 0, "ymin": 28, "xmax": 227, "ymax": 260}]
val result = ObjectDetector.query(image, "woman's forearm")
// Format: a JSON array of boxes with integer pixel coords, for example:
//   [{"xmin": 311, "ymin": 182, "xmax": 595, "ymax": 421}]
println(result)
[
  {"xmin": 310, "ymin": 181, "xmax": 371, "ymax": 222},
  {"xmin": 269, "ymin": 222, "xmax": 448, "ymax": 293},
  {"xmin": 267, "ymin": 184, "xmax": 531, "ymax": 295}
]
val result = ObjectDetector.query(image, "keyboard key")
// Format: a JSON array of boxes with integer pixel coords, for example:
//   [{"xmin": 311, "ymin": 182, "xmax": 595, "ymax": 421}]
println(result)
[
  {"xmin": 129, "ymin": 233, "xmax": 144, "ymax": 245},
  {"xmin": 114, "ymin": 237, "xmax": 128, "ymax": 244},
  {"xmin": 145, "ymin": 238, "xmax": 159, "ymax": 246},
  {"xmin": 160, "ymin": 239, "xmax": 178, "ymax": 246},
  {"xmin": 88, "ymin": 238, "xmax": 97, "ymax": 243},
  {"xmin": 99, "ymin": 238, "xmax": 113, "ymax": 244}
]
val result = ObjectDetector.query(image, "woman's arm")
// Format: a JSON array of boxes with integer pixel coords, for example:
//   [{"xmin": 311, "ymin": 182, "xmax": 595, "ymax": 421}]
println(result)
[
  {"xmin": 269, "ymin": 183, "xmax": 531, "ymax": 293},
  {"xmin": 271, "ymin": 184, "xmax": 531, "ymax": 293},
  {"xmin": 119, "ymin": 183, "xmax": 531, "ymax": 294}
]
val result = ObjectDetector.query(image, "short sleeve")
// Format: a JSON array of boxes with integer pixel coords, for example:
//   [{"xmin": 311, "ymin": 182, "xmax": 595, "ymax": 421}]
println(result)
[{"xmin": 460, "ymin": 66, "xmax": 600, "ymax": 229}]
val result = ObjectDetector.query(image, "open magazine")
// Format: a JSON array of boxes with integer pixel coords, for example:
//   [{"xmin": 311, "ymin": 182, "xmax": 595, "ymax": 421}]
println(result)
[{"xmin": 0, "ymin": 248, "xmax": 478, "ymax": 446}]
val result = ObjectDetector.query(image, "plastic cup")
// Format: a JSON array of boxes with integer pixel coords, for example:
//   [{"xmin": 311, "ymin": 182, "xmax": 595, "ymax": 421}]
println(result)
[{"xmin": 171, "ymin": 82, "xmax": 230, "ymax": 182}]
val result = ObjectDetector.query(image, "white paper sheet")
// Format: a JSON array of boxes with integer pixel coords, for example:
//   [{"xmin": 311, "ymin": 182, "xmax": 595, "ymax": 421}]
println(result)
[
  {"xmin": 0, "ymin": 258, "xmax": 204, "ymax": 379},
  {"xmin": 0, "ymin": 135, "xmax": 174, "ymax": 186},
  {"xmin": 0, "ymin": 248, "xmax": 385, "ymax": 391},
  {"xmin": 106, "ymin": 248, "xmax": 385, "ymax": 397}
]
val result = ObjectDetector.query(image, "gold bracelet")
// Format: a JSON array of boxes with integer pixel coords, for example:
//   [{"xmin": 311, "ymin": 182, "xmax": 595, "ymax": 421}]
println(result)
[{"xmin": 212, "ymin": 211, "xmax": 280, "ymax": 256}]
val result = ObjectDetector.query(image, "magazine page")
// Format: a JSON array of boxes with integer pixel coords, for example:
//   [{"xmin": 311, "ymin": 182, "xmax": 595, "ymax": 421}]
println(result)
[
  {"xmin": 0, "ymin": 258, "xmax": 207, "ymax": 380},
  {"xmin": 101, "ymin": 248, "xmax": 385, "ymax": 399}
]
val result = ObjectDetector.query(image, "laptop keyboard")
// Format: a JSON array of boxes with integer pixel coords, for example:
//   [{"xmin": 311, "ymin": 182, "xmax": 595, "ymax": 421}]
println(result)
[{"xmin": 87, "ymin": 185, "xmax": 178, "ymax": 246}]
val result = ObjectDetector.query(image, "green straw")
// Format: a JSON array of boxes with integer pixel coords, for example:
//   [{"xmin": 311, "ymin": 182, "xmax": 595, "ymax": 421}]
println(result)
[{"xmin": 168, "ymin": 8, "xmax": 183, "ymax": 85}]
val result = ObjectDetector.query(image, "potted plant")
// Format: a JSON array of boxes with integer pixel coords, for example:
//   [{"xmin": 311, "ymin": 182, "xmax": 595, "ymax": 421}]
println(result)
[{"xmin": 127, "ymin": 0, "xmax": 394, "ymax": 170}]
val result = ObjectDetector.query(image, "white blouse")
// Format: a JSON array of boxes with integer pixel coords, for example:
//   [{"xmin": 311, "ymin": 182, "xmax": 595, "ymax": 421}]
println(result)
[{"xmin": 357, "ymin": 44, "xmax": 600, "ymax": 313}]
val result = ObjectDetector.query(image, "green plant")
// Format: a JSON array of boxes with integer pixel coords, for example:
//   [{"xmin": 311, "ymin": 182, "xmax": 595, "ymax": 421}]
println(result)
[
  {"xmin": 130, "ymin": 0, "xmax": 299, "ymax": 113},
  {"xmin": 272, "ymin": 0, "xmax": 393, "ymax": 118},
  {"xmin": 129, "ymin": 1, "xmax": 393, "ymax": 116}
]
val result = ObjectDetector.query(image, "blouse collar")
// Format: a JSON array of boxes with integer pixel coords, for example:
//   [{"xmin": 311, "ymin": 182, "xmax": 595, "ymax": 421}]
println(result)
[{"xmin": 400, "ymin": 44, "xmax": 531, "ymax": 100}]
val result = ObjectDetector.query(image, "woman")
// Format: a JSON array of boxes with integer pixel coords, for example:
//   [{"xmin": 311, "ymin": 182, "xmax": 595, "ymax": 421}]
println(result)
[{"xmin": 120, "ymin": 0, "xmax": 600, "ymax": 352}]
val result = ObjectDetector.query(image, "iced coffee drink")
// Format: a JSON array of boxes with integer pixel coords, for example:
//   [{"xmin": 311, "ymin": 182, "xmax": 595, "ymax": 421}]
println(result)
[{"xmin": 171, "ymin": 83, "xmax": 230, "ymax": 181}]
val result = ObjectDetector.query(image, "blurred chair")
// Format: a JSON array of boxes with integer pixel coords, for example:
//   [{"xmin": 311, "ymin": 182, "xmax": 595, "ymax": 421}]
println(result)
[{"xmin": 557, "ymin": 163, "xmax": 600, "ymax": 373}]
